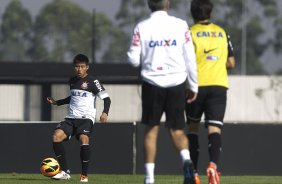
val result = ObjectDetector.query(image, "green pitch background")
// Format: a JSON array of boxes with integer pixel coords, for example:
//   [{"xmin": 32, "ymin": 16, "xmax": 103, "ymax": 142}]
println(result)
[{"xmin": 1, "ymin": 174, "xmax": 282, "ymax": 184}]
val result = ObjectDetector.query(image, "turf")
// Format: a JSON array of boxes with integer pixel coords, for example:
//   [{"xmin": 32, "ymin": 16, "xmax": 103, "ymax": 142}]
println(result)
[{"xmin": 1, "ymin": 174, "xmax": 282, "ymax": 184}]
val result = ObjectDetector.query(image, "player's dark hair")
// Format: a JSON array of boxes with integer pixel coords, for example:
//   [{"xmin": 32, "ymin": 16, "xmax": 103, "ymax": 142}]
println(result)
[
  {"xmin": 73, "ymin": 54, "xmax": 89, "ymax": 65},
  {"xmin": 190, "ymin": 0, "xmax": 213, "ymax": 22},
  {"xmin": 148, "ymin": 0, "xmax": 168, "ymax": 12}
]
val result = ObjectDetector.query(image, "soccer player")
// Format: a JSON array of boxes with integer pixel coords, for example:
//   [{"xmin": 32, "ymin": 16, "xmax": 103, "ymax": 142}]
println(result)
[
  {"xmin": 127, "ymin": 0, "xmax": 198, "ymax": 184},
  {"xmin": 185, "ymin": 0, "xmax": 236, "ymax": 184},
  {"xmin": 46, "ymin": 54, "xmax": 111, "ymax": 183}
]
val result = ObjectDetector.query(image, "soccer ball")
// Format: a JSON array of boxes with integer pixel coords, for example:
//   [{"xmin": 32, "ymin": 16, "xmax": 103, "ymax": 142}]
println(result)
[{"xmin": 40, "ymin": 157, "xmax": 60, "ymax": 177}]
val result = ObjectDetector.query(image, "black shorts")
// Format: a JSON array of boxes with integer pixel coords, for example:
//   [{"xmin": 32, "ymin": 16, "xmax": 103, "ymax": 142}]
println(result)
[
  {"xmin": 185, "ymin": 86, "xmax": 227, "ymax": 128},
  {"xmin": 141, "ymin": 81, "xmax": 186, "ymax": 129},
  {"xmin": 55, "ymin": 118, "xmax": 93, "ymax": 140}
]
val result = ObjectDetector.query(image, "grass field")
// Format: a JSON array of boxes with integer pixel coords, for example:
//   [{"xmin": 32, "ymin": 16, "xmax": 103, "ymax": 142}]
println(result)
[{"xmin": 1, "ymin": 174, "xmax": 282, "ymax": 184}]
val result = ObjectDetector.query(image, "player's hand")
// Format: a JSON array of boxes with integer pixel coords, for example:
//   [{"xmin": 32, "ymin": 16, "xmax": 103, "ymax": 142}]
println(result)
[
  {"xmin": 186, "ymin": 90, "xmax": 197, "ymax": 104},
  {"xmin": 100, "ymin": 112, "xmax": 108, "ymax": 123},
  {"xmin": 47, "ymin": 97, "xmax": 57, "ymax": 105}
]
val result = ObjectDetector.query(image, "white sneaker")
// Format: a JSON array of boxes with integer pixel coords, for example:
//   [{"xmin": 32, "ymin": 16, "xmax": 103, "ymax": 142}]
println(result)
[
  {"xmin": 80, "ymin": 175, "xmax": 88, "ymax": 182},
  {"xmin": 52, "ymin": 170, "xmax": 71, "ymax": 180}
]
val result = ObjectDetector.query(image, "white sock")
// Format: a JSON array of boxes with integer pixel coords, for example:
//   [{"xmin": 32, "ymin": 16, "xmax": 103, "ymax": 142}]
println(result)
[
  {"xmin": 144, "ymin": 163, "xmax": 155, "ymax": 183},
  {"xmin": 180, "ymin": 149, "xmax": 191, "ymax": 163}
]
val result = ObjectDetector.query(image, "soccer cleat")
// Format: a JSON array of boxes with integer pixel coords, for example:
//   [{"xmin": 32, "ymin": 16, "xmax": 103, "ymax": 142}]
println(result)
[
  {"xmin": 206, "ymin": 163, "xmax": 220, "ymax": 184},
  {"xmin": 194, "ymin": 174, "xmax": 200, "ymax": 184},
  {"xmin": 183, "ymin": 160, "xmax": 195, "ymax": 184},
  {"xmin": 51, "ymin": 170, "xmax": 71, "ymax": 180},
  {"xmin": 80, "ymin": 175, "xmax": 88, "ymax": 182}
]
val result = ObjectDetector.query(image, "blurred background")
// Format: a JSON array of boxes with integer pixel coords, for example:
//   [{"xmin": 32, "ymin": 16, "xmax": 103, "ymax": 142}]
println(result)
[
  {"xmin": 1, "ymin": 0, "xmax": 282, "ymax": 177},
  {"xmin": 0, "ymin": 0, "xmax": 281, "ymax": 123},
  {"xmin": 0, "ymin": 0, "xmax": 281, "ymax": 73}
]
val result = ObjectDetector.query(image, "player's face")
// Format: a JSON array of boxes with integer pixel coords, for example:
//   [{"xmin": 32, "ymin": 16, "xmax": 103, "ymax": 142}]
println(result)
[{"xmin": 74, "ymin": 63, "xmax": 89, "ymax": 78}]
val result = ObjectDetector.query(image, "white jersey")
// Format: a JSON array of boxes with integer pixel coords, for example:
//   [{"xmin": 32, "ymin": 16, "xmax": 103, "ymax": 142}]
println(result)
[
  {"xmin": 57, "ymin": 75, "xmax": 109, "ymax": 124},
  {"xmin": 127, "ymin": 11, "xmax": 198, "ymax": 92}
]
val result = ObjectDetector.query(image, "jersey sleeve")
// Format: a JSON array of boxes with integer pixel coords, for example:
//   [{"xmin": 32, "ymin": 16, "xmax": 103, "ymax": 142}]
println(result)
[
  {"xmin": 227, "ymin": 34, "xmax": 235, "ymax": 57},
  {"xmin": 93, "ymin": 79, "xmax": 109, "ymax": 99},
  {"xmin": 127, "ymin": 25, "xmax": 142, "ymax": 67},
  {"xmin": 183, "ymin": 25, "xmax": 198, "ymax": 93},
  {"xmin": 56, "ymin": 96, "xmax": 71, "ymax": 106}
]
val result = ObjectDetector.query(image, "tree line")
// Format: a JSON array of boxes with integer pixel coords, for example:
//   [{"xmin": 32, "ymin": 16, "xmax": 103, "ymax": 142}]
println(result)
[{"xmin": 0, "ymin": 0, "xmax": 281, "ymax": 75}]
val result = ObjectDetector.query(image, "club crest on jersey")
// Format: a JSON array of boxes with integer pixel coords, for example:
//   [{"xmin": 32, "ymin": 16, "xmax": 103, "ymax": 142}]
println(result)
[
  {"xmin": 149, "ymin": 39, "xmax": 177, "ymax": 47},
  {"xmin": 81, "ymin": 82, "xmax": 89, "ymax": 90}
]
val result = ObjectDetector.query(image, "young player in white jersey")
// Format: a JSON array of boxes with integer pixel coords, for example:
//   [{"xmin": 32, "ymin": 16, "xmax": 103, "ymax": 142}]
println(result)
[{"xmin": 47, "ymin": 54, "xmax": 111, "ymax": 183}]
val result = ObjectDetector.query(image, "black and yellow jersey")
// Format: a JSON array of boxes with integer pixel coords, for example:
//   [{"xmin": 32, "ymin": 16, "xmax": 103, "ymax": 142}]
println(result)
[{"xmin": 190, "ymin": 22, "xmax": 234, "ymax": 88}]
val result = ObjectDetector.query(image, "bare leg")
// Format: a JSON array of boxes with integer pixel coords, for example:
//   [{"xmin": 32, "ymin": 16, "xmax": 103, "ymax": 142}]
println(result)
[
  {"xmin": 169, "ymin": 128, "xmax": 188, "ymax": 151},
  {"xmin": 144, "ymin": 125, "xmax": 159, "ymax": 184},
  {"xmin": 144, "ymin": 125, "xmax": 160, "ymax": 163}
]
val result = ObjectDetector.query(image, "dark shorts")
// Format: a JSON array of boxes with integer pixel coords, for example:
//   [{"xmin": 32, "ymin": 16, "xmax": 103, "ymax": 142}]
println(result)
[
  {"xmin": 141, "ymin": 81, "xmax": 186, "ymax": 129},
  {"xmin": 185, "ymin": 86, "xmax": 227, "ymax": 128},
  {"xmin": 55, "ymin": 118, "xmax": 93, "ymax": 140}
]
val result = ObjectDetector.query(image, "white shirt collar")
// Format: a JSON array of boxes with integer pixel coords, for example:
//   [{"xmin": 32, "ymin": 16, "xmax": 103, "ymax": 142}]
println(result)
[{"xmin": 150, "ymin": 11, "xmax": 168, "ymax": 18}]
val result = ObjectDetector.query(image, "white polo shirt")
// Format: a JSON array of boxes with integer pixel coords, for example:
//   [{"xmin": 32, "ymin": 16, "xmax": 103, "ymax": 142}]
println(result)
[{"xmin": 127, "ymin": 11, "xmax": 198, "ymax": 92}]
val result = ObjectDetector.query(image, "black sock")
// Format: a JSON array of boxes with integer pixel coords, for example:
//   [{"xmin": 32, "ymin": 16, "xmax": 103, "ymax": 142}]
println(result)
[
  {"xmin": 187, "ymin": 133, "xmax": 199, "ymax": 172},
  {"xmin": 53, "ymin": 142, "xmax": 69, "ymax": 172},
  {"xmin": 208, "ymin": 133, "xmax": 222, "ymax": 166},
  {"xmin": 80, "ymin": 144, "xmax": 90, "ymax": 176}
]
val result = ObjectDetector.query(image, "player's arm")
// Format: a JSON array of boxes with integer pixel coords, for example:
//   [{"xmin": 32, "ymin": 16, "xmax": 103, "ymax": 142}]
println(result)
[
  {"xmin": 127, "ymin": 26, "xmax": 141, "ymax": 67},
  {"xmin": 183, "ymin": 25, "xmax": 198, "ymax": 103},
  {"xmin": 47, "ymin": 96, "xmax": 70, "ymax": 106},
  {"xmin": 93, "ymin": 79, "xmax": 111, "ymax": 123},
  {"xmin": 227, "ymin": 56, "xmax": 235, "ymax": 69},
  {"xmin": 226, "ymin": 34, "xmax": 236, "ymax": 69},
  {"xmin": 100, "ymin": 97, "xmax": 111, "ymax": 123}
]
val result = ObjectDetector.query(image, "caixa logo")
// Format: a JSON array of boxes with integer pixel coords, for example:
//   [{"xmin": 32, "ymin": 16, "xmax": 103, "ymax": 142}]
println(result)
[
  {"xmin": 149, "ymin": 39, "xmax": 177, "ymax": 47},
  {"xmin": 71, "ymin": 90, "xmax": 88, "ymax": 97}
]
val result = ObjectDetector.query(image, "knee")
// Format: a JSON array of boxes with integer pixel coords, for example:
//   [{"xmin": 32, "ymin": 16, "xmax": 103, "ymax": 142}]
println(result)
[
  {"xmin": 52, "ymin": 130, "xmax": 66, "ymax": 142},
  {"xmin": 79, "ymin": 134, "xmax": 90, "ymax": 144},
  {"xmin": 208, "ymin": 125, "xmax": 221, "ymax": 135}
]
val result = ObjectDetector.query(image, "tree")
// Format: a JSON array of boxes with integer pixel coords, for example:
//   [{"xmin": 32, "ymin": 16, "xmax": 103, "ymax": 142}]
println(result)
[
  {"xmin": 102, "ymin": 0, "xmax": 184, "ymax": 63},
  {"xmin": 30, "ymin": 0, "xmax": 92, "ymax": 62},
  {"xmin": 101, "ymin": 28, "xmax": 130, "ymax": 63},
  {"xmin": 30, "ymin": 0, "xmax": 113, "ymax": 63},
  {"xmin": 0, "ymin": 0, "xmax": 32, "ymax": 62},
  {"xmin": 274, "ymin": 17, "xmax": 282, "ymax": 54},
  {"xmin": 210, "ymin": 0, "xmax": 280, "ymax": 75},
  {"xmin": 115, "ymin": 0, "xmax": 184, "ymax": 29}
]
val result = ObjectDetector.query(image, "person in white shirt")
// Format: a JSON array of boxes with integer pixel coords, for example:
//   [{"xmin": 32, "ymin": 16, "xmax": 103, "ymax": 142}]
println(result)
[
  {"xmin": 47, "ymin": 54, "xmax": 111, "ymax": 183},
  {"xmin": 127, "ymin": 0, "xmax": 198, "ymax": 183}
]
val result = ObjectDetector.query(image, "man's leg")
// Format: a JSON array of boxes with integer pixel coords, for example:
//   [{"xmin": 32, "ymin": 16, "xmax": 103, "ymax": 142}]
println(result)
[
  {"xmin": 52, "ymin": 129, "xmax": 71, "ymax": 180},
  {"xmin": 208, "ymin": 125, "xmax": 222, "ymax": 167},
  {"xmin": 207, "ymin": 125, "xmax": 222, "ymax": 184},
  {"xmin": 169, "ymin": 128, "xmax": 195, "ymax": 184},
  {"xmin": 144, "ymin": 125, "xmax": 159, "ymax": 184},
  {"xmin": 187, "ymin": 122, "xmax": 200, "ymax": 184},
  {"xmin": 53, "ymin": 129, "xmax": 68, "ymax": 172},
  {"xmin": 187, "ymin": 122, "xmax": 200, "ymax": 173},
  {"xmin": 79, "ymin": 134, "xmax": 90, "ymax": 182}
]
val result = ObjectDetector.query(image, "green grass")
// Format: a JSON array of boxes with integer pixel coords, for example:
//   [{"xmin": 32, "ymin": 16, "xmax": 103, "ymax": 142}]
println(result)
[{"xmin": 1, "ymin": 173, "xmax": 282, "ymax": 184}]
